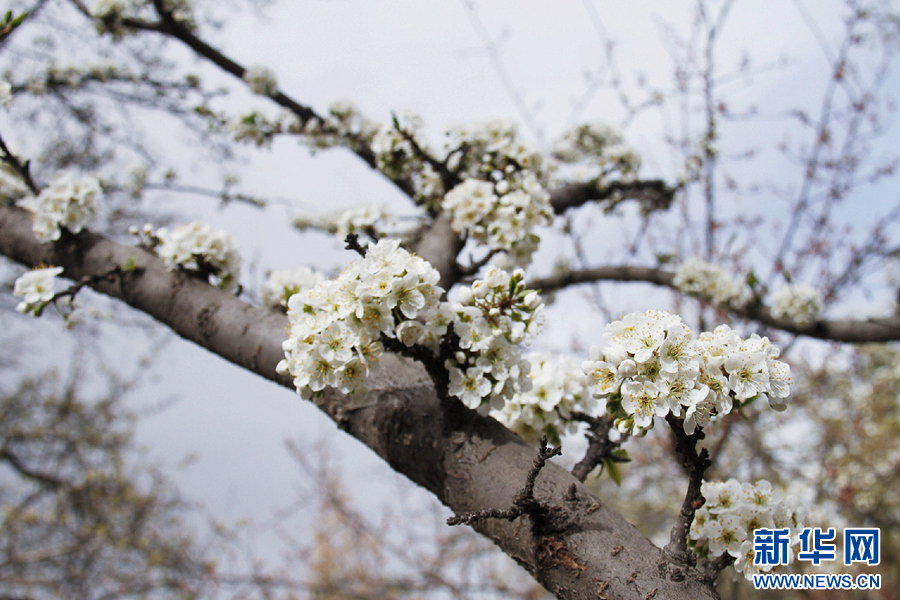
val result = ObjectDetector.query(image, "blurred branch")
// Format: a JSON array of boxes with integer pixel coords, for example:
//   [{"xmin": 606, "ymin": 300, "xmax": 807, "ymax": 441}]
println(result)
[
  {"xmin": 549, "ymin": 179, "xmax": 676, "ymax": 214},
  {"xmin": 529, "ymin": 263, "xmax": 900, "ymax": 342}
]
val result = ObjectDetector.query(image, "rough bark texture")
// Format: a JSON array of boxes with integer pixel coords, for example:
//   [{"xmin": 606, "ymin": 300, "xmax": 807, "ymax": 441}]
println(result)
[{"xmin": 0, "ymin": 205, "xmax": 720, "ymax": 600}]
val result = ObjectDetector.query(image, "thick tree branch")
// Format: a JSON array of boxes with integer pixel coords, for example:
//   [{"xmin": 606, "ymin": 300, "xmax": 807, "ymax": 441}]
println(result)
[
  {"xmin": 528, "ymin": 265, "xmax": 900, "ymax": 343},
  {"xmin": 0, "ymin": 205, "xmax": 718, "ymax": 600}
]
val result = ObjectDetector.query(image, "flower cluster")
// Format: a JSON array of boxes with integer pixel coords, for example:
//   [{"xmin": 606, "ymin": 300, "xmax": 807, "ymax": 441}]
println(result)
[
  {"xmin": 292, "ymin": 204, "xmax": 395, "ymax": 241},
  {"xmin": 242, "ymin": 65, "xmax": 277, "ymax": 96},
  {"xmin": 227, "ymin": 111, "xmax": 289, "ymax": 148},
  {"xmin": 771, "ymin": 284, "xmax": 822, "ymax": 326},
  {"xmin": 152, "ymin": 222, "xmax": 242, "ymax": 291},
  {"xmin": 689, "ymin": 479, "xmax": 806, "ymax": 580},
  {"xmin": 492, "ymin": 352, "xmax": 597, "ymax": 446},
  {"xmin": 442, "ymin": 266, "xmax": 543, "ymax": 410},
  {"xmin": 442, "ymin": 173, "xmax": 552, "ymax": 267},
  {"xmin": 277, "ymin": 239, "xmax": 442, "ymax": 398},
  {"xmin": 551, "ymin": 122, "xmax": 642, "ymax": 185},
  {"xmin": 441, "ymin": 121, "xmax": 552, "ymax": 266},
  {"xmin": 582, "ymin": 311, "xmax": 792, "ymax": 435},
  {"xmin": 93, "ymin": 0, "xmax": 194, "ymax": 36},
  {"xmin": 301, "ymin": 101, "xmax": 380, "ymax": 154},
  {"xmin": 262, "ymin": 266, "xmax": 323, "ymax": 310},
  {"xmin": 673, "ymin": 257, "xmax": 750, "ymax": 308},
  {"xmin": 369, "ymin": 112, "xmax": 443, "ymax": 205},
  {"xmin": 13, "ymin": 266, "xmax": 64, "ymax": 316},
  {"xmin": 18, "ymin": 174, "xmax": 101, "ymax": 242}
]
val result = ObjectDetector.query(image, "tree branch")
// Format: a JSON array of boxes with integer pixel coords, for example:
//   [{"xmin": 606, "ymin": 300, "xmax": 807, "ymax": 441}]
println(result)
[
  {"xmin": 528, "ymin": 264, "xmax": 900, "ymax": 343},
  {"xmin": 548, "ymin": 179, "xmax": 676, "ymax": 215},
  {"xmin": 569, "ymin": 415, "xmax": 624, "ymax": 482},
  {"xmin": 0, "ymin": 204, "xmax": 719, "ymax": 600},
  {"xmin": 662, "ymin": 415, "xmax": 710, "ymax": 570}
]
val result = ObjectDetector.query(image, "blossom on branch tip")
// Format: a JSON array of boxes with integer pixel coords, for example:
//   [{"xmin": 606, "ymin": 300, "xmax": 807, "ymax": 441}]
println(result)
[
  {"xmin": 292, "ymin": 204, "xmax": 396, "ymax": 241},
  {"xmin": 17, "ymin": 173, "xmax": 101, "ymax": 242},
  {"xmin": 14, "ymin": 266, "xmax": 64, "ymax": 316},
  {"xmin": 582, "ymin": 311, "xmax": 792, "ymax": 435},
  {"xmin": 242, "ymin": 65, "xmax": 278, "ymax": 96}
]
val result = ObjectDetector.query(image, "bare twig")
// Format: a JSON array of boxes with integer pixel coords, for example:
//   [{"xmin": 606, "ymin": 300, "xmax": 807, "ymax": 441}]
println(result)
[
  {"xmin": 570, "ymin": 414, "xmax": 626, "ymax": 482},
  {"xmin": 344, "ymin": 233, "xmax": 368, "ymax": 257},
  {"xmin": 0, "ymin": 132, "xmax": 39, "ymax": 195},
  {"xmin": 447, "ymin": 436, "xmax": 561, "ymax": 526}
]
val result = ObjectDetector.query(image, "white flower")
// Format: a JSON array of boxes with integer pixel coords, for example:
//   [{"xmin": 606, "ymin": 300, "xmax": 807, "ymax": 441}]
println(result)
[
  {"xmin": 771, "ymin": 284, "xmax": 822, "ymax": 326},
  {"xmin": 243, "ymin": 65, "xmax": 278, "ymax": 96},
  {"xmin": 441, "ymin": 267, "xmax": 543, "ymax": 409},
  {"xmin": 262, "ymin": 267, "xmax": 322, "ymax": 309},
  {"xmin": 586, "ymin": 313, "xmax": 792, "ymax": 434},
  {"xmin": 673, "ymin": 257, "xmax": 750, "ymax": 308},
  {"xmin": 153, "ymin": 222, "xmax": 242, "ymax": 291},
  {"xmin": 691, "ymin": 478, "xmax": 805, "ymax": 581},
  {"xmin": 14, "ymin": 266, "xmax": 64, "ymax": 315},
  {"xmin": 449, "ymin": 366, "xmax": 492, "ymax": 408},
  {"xmin": 278, "ymin": 239, "xmax": 444, "ymax": 399},
  {"xmin": 18, "ymin": 174, "xmax": 101, "ymax": 242},
  {"xmin": 493, "ymin": 352, "xmax": 597, "ymax": 446}
]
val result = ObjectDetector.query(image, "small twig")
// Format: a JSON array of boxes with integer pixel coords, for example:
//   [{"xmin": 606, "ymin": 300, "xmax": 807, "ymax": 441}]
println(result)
[
  {"xmin": 0, "ymin": 131, "xmax": 39, "ymax": 195},
  {"xmin": 703, "ymin": 551, "xmax": 735, "ymax": 581},
  {"xmin": 662, "ymin": 414, "xmax": 711, "ymax": 569},
  {"xmin": 29, "ymin": 263, "xmax": 139, "ymax": 316},
  {"xmin": 344, "ymin": 233, "xmax": 368, "ymax": 257},
  {"xmin": 570, "ymin": 414, "xmax": 626, "ymax": 482},
  {"xmin": 458, "ymin": 249, "xmax": 500, "ymax": 277},
  {"xmin": 447, "ymin": 436, "xmax": 561, "ymax": 526},
  {"xmin": 393, "ymin": 120, "xmax": 459, "ymax": 195}
]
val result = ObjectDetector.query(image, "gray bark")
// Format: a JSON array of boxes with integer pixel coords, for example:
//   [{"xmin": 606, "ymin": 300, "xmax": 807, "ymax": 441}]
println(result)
[{"xmin": 0, "ymin": 204, "xmax": 719, "ymax": 600}]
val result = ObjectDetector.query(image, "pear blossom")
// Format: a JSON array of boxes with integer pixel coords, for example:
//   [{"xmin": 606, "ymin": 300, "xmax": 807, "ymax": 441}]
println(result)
[
  {"xmin": 292, "ymin": 203, "xmax": 395, "ymax": 241},
  {"xmin": 278, "ymin": 239, "xmax": 443, "ymax": 399},
  {"xmin": 440, "ymin": 266, "xmax": 543, "ymax": 410},
  {"xmin": 13, "ymin": 266, "xmax": 64, "ymax": 315},
  {"xmin": 673, "ymin": 257, "xmax": 750, "ymax": 308},
  {"xmin": 262, "ymin": 267, "xmax": 323, "ymax": 310},
  {"xmin": 441, "ymin": 120, "xmax": 553, "ymax": 267},
  {"xmin": 583, "ymin": 312, "xmax": 792, "ymax": 434},
  {"xmin": 152, "ymin": 222, "xmax": 242, "ymax": 291},
  {"xmin": 551, "ymin": 122, "xmax": 642, "ymax": 185},
  {"xmin": 689, "ymin": 479, "xmax": 805, "ymax": 581},
  {"xmin": 492, "ymin": 353, "xmax": 598, "ymax": 446},
  {"xmin": 18, "ymin": 174, "xmax": 101, "ymax": 242},
  {"xmin": 242, "ymin": 65, "xmax": 278, "ymax": 96},
  {"xmin": 771, "ymin": 284, "xmax": 823, "ymax": 326}
]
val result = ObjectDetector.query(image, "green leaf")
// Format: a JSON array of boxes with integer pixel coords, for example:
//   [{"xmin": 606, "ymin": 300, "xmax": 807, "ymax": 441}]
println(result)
[
  {"xmin": 605, "ymin": 458, "xmax": 622, "ymax": 486},
  {"xmin": 745, "ymin": 269, "xmax": 759, "ymax": 288},
  {"xmin": 122, "ymin": 256, "xmax": 137, "ymax": 272},
  {"xmin": 611, "ymin": 448, "xmax": 630, "ymax": 462}
]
